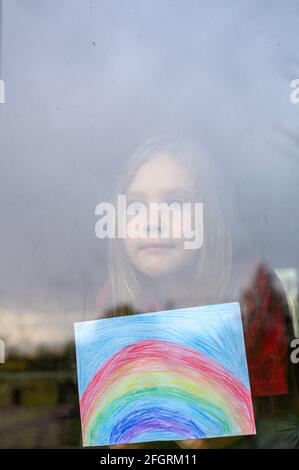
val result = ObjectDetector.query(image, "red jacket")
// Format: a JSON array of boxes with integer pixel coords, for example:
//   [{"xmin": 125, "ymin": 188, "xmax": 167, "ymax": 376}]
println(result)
[{"xmin": 240, "ymin": 263, "xmax": 289, "ymax": 396}]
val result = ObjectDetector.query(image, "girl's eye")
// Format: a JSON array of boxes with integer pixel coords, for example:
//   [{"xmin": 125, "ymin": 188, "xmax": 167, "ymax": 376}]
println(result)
[{"xmin": 167, "ymin": 199, "xmax": 186, "ymax": 209}]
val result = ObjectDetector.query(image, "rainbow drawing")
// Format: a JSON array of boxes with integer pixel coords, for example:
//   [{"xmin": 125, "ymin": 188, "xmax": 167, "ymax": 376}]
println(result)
[{"xmin": 74, "ymin": 302, "xmax": 256, "ymax": 446}]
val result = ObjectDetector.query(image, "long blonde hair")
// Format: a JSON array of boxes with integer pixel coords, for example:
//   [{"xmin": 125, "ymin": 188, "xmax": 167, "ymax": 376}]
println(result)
[{"xmin": 108, "ymin": 137, "xmax": 233, "ymax": 315}]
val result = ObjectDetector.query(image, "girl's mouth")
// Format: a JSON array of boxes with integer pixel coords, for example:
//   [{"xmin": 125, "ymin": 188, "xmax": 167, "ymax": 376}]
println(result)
[{"xmin": 139, "ymin": 242, "xmax": 175, "ymax": 253}]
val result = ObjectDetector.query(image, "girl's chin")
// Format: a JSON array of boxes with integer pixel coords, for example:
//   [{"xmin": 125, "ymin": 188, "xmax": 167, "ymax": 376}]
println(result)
[
  {"xmin": 134, "ymin": 252, "xmax": 194, "ymax": 278},
  {"xmin": 142, "ymin": 269, "xmax": 176, "ymax": 278},
  {"xmin": 136, "ymin": 263, "xmax": 182, "ymax": 278}
]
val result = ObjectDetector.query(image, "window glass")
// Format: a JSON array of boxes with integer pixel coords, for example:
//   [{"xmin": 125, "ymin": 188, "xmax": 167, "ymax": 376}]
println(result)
[{"xmin": 0, "ymin": 0, "xmax": 298, "ymax": 449}]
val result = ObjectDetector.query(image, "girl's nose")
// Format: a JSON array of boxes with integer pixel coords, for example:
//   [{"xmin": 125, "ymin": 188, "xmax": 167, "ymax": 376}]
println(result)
[
  {"xmin": 146, "ymin": 220, "xmax": 162, "ymax": 237},
  {"xmin": 146, "ymin": 208, "xmax": 169, "ymax": 237}
]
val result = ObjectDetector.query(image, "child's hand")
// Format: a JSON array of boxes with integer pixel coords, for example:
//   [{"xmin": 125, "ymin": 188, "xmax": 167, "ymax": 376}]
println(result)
[
  {"xmin": 177, "ymin": 436, "xmax": 241, "ymax": 449},
  {"xmin": 176, "ymin": 439, "xmax": 207, "ymax": 449},
  {"xmin": 109, "ymin": 443, "xmax": 149, "ymax": 449}
]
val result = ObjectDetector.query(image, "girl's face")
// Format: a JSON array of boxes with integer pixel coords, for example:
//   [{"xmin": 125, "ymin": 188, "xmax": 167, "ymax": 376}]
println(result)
[{"xmin": 123, "ymin": 153, "xmax": 200, "ymax": 278}]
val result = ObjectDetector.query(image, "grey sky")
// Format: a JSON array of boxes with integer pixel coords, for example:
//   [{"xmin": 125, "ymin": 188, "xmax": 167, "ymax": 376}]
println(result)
[{"xmin": 0, "ymin": 0, "xmax": 299, "ymax": 351}]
